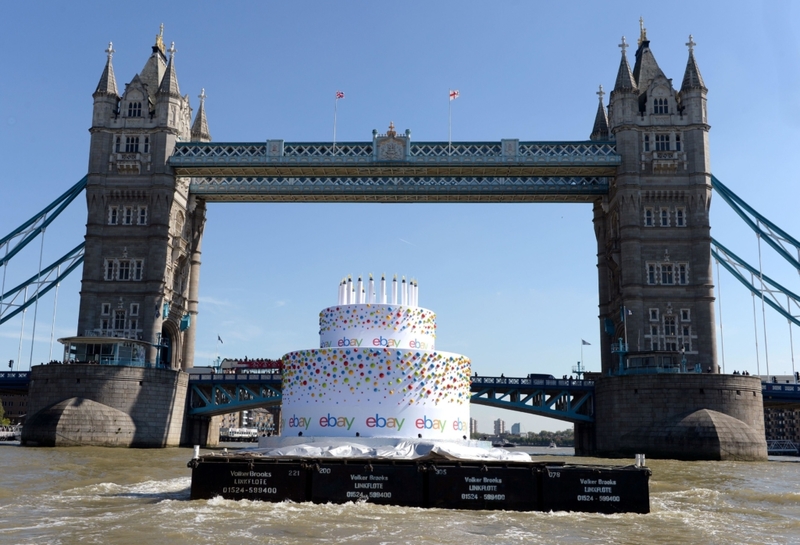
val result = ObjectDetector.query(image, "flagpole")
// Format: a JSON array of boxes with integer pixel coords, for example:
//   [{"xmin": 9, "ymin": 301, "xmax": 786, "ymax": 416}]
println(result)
[
  {"xmin": 581, "ymin": 341, "xmax": 584, "ymax": 371},
  {"xmin": 448, "ymin": 92, "xmax": 452, "ymax": 157},
  {"xmin": 333, "ymin": 95, "xmax": 338, "ymax": 154}
]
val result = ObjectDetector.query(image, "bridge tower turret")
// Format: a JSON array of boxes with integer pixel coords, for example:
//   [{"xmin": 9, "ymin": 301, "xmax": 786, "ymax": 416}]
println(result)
[
  {"xmin": 584, "ymin": 25, "xmax": 765, "ymax": 460},
  {"xmin": 79, "ymin": 28, "xmax": 208, "ymax": 370},
  {"xmin": 595, "ymin": 26, "xmax": 716, "ymax": 375}
]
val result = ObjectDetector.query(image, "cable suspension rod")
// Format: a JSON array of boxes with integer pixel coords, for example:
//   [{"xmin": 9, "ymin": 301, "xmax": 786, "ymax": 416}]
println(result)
[{"xmin": 0, "ymin": 176, "xmax": 87, "ymax": 267}]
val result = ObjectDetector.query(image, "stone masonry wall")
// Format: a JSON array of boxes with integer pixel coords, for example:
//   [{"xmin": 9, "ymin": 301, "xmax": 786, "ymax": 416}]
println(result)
[
  {"xmin": 593, "ymin": 374, "xmax": 765, "ymax": 459},
  {"xmin": 25, "ymin": 364, "xmax": 188, "ymax": 447}
]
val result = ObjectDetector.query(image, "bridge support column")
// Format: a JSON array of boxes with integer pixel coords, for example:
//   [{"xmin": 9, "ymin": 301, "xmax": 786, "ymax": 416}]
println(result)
[
  {"xmin": 181, "ymin": 198, "xmax": 206, "ymax": 371},
  {"xmin": 182, "ymin": 414, "xmax": 221, "ymax": 448},
  {"xmin": 592, "ymin": 374, "xmax": 766, "ymax": 460}
]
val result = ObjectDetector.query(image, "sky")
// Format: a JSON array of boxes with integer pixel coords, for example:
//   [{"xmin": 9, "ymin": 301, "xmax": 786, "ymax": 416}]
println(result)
[{"xmin": 1, "ymin": 1, "xmax": 799, "ymax": 434}]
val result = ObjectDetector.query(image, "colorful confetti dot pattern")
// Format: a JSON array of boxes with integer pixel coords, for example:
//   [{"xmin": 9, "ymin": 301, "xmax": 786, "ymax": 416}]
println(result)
[
  {"xmin": 319, "ymin": 304, "xmax": 436, "ymax": 349},
  {"xmin": 282, "ymin": 347, "xmax": 471, "ymax": 407}
]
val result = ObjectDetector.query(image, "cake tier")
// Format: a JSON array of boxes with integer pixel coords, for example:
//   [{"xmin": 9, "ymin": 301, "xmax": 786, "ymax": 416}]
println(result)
[
  {"xmin": 319, "ymin": 304, "xmax": 436, "ymax": 350},
  {"xmin": 282, "ymin": 347, "xmax": 470, "ymax": 439}
]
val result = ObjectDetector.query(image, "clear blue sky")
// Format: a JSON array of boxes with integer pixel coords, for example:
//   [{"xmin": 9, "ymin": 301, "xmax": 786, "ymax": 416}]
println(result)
[{"xmin": 1, "ymin": 1, "xmax": 799, "ymax": 433}]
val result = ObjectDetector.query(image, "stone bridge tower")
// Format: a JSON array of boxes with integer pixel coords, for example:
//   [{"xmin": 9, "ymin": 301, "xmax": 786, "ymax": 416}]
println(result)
[
  {"xmin": 81, "ymin": 29, "xmax": 210, "ymax": 370},
  {"xmin": 594, "ymin": 28, "xmax": 715, "ymax": 373},
  {"xmin": 583, "ymin": 26, "xmax": 766, "ymax": 460},
  {"xmin": 22, "ymin": 30, "xmax": 215, "ymax": 448}
]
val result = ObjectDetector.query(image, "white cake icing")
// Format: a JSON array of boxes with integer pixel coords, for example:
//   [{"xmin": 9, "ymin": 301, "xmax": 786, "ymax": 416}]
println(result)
[
  {"xmin": 282, "ymin": 275, "xmax": 471, "ymax": 440},
  {"xmin": 319, "ymin": 304, "xmax": 436, "ymax": 350}
]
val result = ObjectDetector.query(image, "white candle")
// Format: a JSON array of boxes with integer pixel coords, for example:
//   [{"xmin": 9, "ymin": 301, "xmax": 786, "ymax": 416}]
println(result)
[
  {"xmin": 357, "ymin": 276, "xmax": 363, "ymax": 304},
  {"xmin": 347, "ymin": 276, "xmax": 353, "ymax": 304},
  {"xmin": 401, "ymin": 276, "xmax": 407, "ymax": 306},
  {"xmin": 392, "ymin": 275, "xmax": 398, "ymax": 305},
  {"xmin": 338, "ymin": 278, "xmax": 344, "ymax": 305},
  {"xmin": 381, "ymin": 274, "xmax": 386, "ymax": 304},
  {"xmin": 368, "ymin": 274, "xmax": 375, "ymax": 304}
]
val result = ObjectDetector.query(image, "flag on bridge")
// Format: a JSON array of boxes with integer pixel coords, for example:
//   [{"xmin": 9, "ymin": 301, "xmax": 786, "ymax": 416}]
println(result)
[
  {"xmin": 582, "ymin": 340, "xmax": 591, "ymax": 346},
  {"xmin": 217, "ymin": 335, "xmax": 223, "ymax": 344},
  {"xmin": 449, "ymin": 89, "xmax": 460, "ymax": 100},
  {"xmin": 336, "ymin": 90, "xmax": 345, "ymax": 99}
]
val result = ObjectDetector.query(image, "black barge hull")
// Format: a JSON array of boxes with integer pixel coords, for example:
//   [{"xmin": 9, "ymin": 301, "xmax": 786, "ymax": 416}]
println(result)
[{"xmin": 189, "ymin": 456, "xmax": 651, "ymax": 514}]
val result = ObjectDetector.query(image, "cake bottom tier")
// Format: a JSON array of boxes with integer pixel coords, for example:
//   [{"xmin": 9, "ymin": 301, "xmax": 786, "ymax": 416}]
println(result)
[{"xmin": 281, "ymin": 347, "xmax": 471, "ymax": 439}]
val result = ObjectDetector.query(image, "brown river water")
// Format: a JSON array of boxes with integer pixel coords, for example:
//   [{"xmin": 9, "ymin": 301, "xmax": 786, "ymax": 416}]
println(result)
[{"xmin": 0, "ymin": 443, "xmax": 798, "ymax": 545}]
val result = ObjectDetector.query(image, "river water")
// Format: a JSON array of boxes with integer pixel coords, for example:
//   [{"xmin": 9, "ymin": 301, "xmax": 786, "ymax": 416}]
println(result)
[{"xmin": 0, "ymin": 442, "xmax": 798, "ymax": 545}]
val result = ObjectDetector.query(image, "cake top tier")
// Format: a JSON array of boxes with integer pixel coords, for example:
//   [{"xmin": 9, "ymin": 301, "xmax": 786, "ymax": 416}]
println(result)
[{"xmin": 338, "ymin": 274, "xmax": 419, "ymax": 307}]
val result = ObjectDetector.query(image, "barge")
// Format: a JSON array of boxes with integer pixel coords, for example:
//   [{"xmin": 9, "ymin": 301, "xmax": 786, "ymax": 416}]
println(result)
[{"xmin": 188, "ymin": 452, "xmax": 651, "ymax": 514}]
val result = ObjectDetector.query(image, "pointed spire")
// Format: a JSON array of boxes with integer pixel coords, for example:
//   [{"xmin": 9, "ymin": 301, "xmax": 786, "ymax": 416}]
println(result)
[
  {"xmin": 632, "ymin": 20, "xmax": 667, "ymax": 89},
  {"xmin": 94, "ymin": 42, "xmax": 119, "ymax": 97},
  {"xmin": 613, "ymin": 36, "xmax": 637, "ymax": 92},
  {"xmin": 191, "ymin": 88, "xmax": 212, "ymax": 142},
  {"xmin": 590, "ymin": 85, "xmax": 610, "ymax": 140},
  {"xmin": 158, "ymin": 42, "xmax": 181, "ymax": 98},
  {"xmin": 680, "ymin": 35, "xmax": 706, "ymax": 91}
]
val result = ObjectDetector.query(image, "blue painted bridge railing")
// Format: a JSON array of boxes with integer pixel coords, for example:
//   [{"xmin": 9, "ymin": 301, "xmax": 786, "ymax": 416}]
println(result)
[
  {"xmin": 187, "ymin": 372, "xmax": 597, "ymax": 423},
  {"xmin": 187, "ymin": 371, "xmax": 282, "ymax": 417},
  {"xmin": 762, "ymin": 382, "xmax": 800, "ymax": 408},
  {"xmin": 469, "ymin": 376, "xmax": 595, "ymax": 423},
  {"xmin": 0, "ymin": 371, "xmax": 31, "ymax": 395}
]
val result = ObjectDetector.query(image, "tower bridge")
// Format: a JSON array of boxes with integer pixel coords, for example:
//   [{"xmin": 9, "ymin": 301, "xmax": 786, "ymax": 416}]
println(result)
[{"xmin": 2, "ymin": 26, "xmax": 798, "ymax": 460}]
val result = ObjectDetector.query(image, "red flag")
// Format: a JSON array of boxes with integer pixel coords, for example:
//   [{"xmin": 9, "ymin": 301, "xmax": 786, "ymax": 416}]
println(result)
[
  {"xmin": 336, "ymin": 90, "xmax": 345, "ymax": 99},
  {"xmin": 449, "ymin": 89, "xmax": 460, "ymax": 101}
]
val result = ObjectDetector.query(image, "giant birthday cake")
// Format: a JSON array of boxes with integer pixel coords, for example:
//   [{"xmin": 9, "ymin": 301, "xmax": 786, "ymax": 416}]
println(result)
[{"xmin": 281, "ymin": 275, "xmax": 471, "ymax": 439}]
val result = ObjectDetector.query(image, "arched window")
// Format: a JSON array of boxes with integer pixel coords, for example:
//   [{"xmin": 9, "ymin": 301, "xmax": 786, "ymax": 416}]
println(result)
[
  {"xmin": 653, "ymin": 98, "xmax": 668, "ymax": 115},
  {"xmin": 143, "ymin": 136, "xmax": 150, "ymax": 153},
  {"xmin": 115, "ymin": 136, "xmax": 121, "ymax": 153}
]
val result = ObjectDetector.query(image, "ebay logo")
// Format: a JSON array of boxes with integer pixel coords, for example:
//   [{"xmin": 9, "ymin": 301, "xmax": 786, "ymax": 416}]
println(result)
[{"xmin": 365, "ymin": 414, "xmax": 405, "ymax": 431}]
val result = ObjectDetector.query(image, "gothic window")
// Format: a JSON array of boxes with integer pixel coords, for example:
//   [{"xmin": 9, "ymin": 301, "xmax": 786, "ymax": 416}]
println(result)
[
  {"xmin": 104, "ymin": 260, "xmax": 115, "ymax": 281},
  {"xmin": 127, "ymin": 102, "xmax": 142, "ymax": 117},
  {"xmin": 681, "ymin": 309, "xmax": 691, "ymax": 321},
  {"xmin": 101, "ymin": 318, "xmax": 110, "ymax": 331},
  {"xmin": 137, "ymin": 206, "xmax": 148, "ymax": 225},
  {"xmin": 114, "ymin": 310, "xmax": 126, "ymax": 330},
  {"xmin": 133, "ymin": 259, "xmax": 144, "ymax": 281},
  {"xmin": 678, "ymin": 264, "xmax": 689, "ymax": 285},
  {"xmin": 664, "ymin": 316, "xmax": 676, "ymax": 336},
  {"xmin": 647, "ymin": 263, "xmax": 656, "ymax": 285},
  {"xmin": 644, "ymin": 208, "xmax": 654, "ymax": 227},
  {"xmin": 660, "ymin": 208, "xmax": 669, "ymax": 227},
  {"xmin": 675, "ymin": 134, "xmax": 681, "ymax": 151},
  {"xmin": 655, "ymin": 134, "xmax": 669, "ymax": 151},
  {"xmin": 144, "ymin": 136, "xmax": 150, "ymax": 153},
  {"xmin": 108, "ymin": 206, "xmax": 118, "ymax": 225},
  {"xmin": 676, "ymin": 208, "xmax": 686, "ymax": 227},
  {"xmin": 649, "ymin": 308, "xmax": 659, "ymax": 321},
  {"xmin": 644, "ymin": 135, "xmax": 650, "ymax": 152},
  {"xmin": 653, "ymin": 98, "xmax": 668, "ymax": 114},
  {"xmin": 661, "ymin": 264, "xmax": 674, "ymax": 285},
  {"xmin": 101, "ymin": 303, "xmax": 111, "ymax": 315},
  {"xmin": 130, "ymin": 303, "xmax": 139, "ymax": 316},
  {"xmin": 118, "ymin": 260, "xmax": 131, "ymax": 281},
  {"xmin": 123, "ymin": 207, "xmax": 134, "ymax": 225},
  {"xmin": 125, "ymin": 136, "xmax": 140, "ymax": 153},
  {"xmin": 115, "ymin": 136, "xmax": 121, "ymax": 153},
  {"xmin": 129, "ymin": 318, "xmax": 138, "ymax": 331}
]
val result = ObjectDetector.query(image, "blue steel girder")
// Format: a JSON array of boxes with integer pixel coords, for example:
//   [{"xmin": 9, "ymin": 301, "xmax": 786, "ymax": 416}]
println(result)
[
  {"xmin": 469, "ymin": 377, "xmax": 595, "ymax": 423},
  {"xmin": 188, "ymin": 373, "xmax": 282, "ymax": 417},
  {"xmin": 169, "ymin": 140, "xmax": 619, "ymax": 203}
]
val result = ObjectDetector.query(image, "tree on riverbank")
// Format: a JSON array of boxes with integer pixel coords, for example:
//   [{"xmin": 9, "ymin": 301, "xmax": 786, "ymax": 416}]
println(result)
[{"xmin": 0, "ymin": 400, "xmax": 9, "ymax": 426}]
